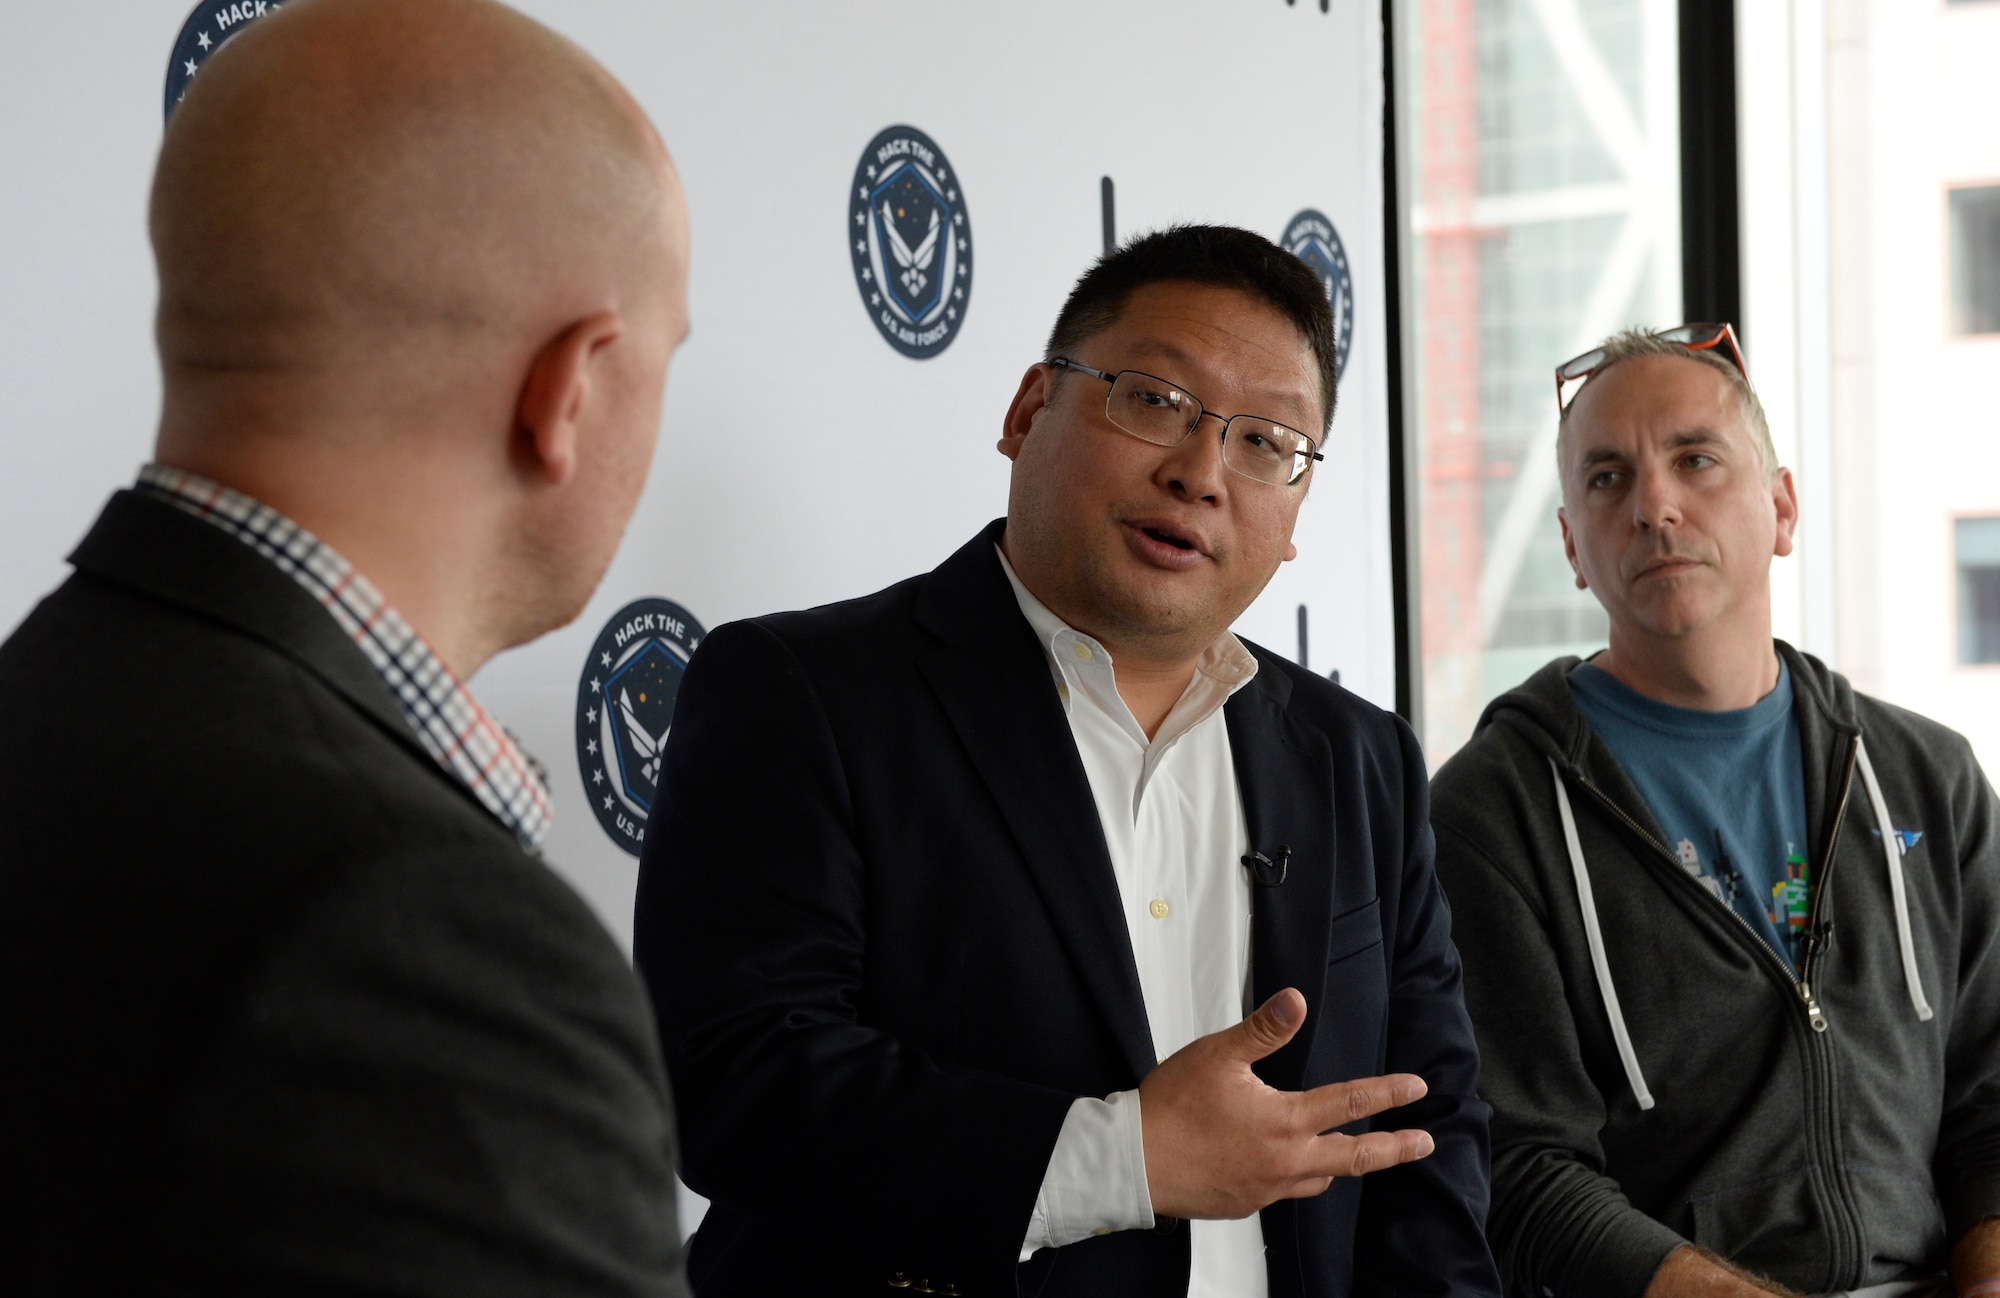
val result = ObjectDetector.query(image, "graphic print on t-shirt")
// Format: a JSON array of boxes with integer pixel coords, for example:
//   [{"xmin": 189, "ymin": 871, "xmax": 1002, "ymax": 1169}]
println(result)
[
  {"xmin": 1769, "ymin": 846, "xmax": 1811, "ymax": 950},
  {"xmin": 1570, "ymin": 660, "xmax": 1812, "ymax": 969}
]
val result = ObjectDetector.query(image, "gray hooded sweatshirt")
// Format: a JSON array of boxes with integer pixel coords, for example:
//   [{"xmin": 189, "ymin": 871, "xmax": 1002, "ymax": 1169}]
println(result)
[{"xmin": 1431, "ymin": 642, "xmax": 2000, "ymax": 1298}]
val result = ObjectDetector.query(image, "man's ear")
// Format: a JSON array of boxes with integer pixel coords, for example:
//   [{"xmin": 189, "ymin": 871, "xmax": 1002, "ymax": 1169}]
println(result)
[
  {"xmin": 1559, "ymin": 507, "xmax": 1588, "ymax": 590},
  {"xmin": 997, "ymin": 363, "xmax": 1054, "ymax": 462},
  {"xmin": 1771, "ymin": 466, "xmax": 1800, "ymax": 558},
  {"xmin": 515, "ymin": 310, "xmax": 624, "ymax": 486}
]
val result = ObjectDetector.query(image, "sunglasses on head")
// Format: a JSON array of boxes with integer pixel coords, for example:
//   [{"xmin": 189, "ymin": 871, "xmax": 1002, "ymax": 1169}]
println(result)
[{"xmin": 1555, "ymin": 323, "xmax": 1747, "ymax": 414}]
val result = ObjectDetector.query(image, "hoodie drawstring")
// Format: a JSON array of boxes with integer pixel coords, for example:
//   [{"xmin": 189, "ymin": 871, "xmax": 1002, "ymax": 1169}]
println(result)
[
  {"xmin": 1855, "ymin": 738, "xmax": 1935, "ymax": 1022},
  {"xmin": 1547, "ymin": 757, "xmax": 1656, "ymax": 1111},
  {"xmin": 1548, "ymin": 739, "xmax": 1936, "ymax": 1112}
]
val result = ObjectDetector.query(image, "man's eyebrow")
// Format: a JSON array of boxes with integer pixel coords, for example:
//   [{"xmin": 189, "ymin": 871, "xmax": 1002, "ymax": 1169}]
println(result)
[
  {"xmin": 1572, "ymin": 428, "xmax": 1737, "ymax": 478},
  {"xmin": 1122, "ymin": 338, "xmax": 1316, "ymax": 425},
  {"xmin": 1121, "ymin": 338, "xmax": 1202, "ymax": 376}
]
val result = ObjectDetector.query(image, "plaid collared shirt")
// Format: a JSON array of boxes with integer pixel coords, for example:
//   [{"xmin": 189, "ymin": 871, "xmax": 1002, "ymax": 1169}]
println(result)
[{"xmin": 137, "ymin": 464, "xmax": 554, "ymax": 853}]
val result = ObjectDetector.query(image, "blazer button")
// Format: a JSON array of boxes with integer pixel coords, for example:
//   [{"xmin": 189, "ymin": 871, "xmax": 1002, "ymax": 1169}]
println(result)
[{"xmin": 886, "ymin": 1273, "xmax": 913, "ymax": 1289}]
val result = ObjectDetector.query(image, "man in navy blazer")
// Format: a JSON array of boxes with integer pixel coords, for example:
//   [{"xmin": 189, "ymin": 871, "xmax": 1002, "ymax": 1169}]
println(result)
[{"xmin": 636, "ymin": 226, "xmax": 1499, "ymax": 1298}]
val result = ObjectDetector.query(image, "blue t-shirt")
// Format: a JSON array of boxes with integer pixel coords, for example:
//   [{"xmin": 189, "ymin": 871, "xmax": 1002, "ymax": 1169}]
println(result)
[{"xmin": 1569, "ymin": 659, "xmax": 1812, "ymax": 968}]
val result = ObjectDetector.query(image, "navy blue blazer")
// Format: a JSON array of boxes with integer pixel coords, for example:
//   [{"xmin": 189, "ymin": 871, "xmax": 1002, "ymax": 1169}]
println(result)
[{"xmin": 635, "ymin": 521, "xmax": 1499, "ymax": 1298}]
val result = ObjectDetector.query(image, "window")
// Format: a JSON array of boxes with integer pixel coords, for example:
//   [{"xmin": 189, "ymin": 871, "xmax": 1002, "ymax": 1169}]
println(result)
[
  {"xmin": 1958, "ymin": 518, "xmax": 2000, "ymax": 665},
  {"xmin": 1951, "ymin": 186, "xmax": 2000, "ymax": 336},
  {"xmin": 1399, "ymin": 0, "xmax": 1681, "ymax": 758}
]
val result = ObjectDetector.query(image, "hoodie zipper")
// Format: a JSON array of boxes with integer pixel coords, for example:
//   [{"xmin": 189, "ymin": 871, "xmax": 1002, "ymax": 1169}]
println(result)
[
  {"xmin": 1794, "ymin": 736, "xmax": 1861, "ymax": 1032},
  {"xmin": 1559, "ymin": 726, "xmax": 1867, "ymax": 1288},
  {"xmin": 1570, "ymin": 739, "xmax": 1858, "ymax": 1033}
]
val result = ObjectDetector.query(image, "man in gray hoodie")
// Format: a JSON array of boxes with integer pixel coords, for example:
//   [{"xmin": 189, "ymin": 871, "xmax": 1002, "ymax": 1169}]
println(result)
[{"xmin": 1431, "ymin": 325, "xmax": 2000, "ymax": 1298}]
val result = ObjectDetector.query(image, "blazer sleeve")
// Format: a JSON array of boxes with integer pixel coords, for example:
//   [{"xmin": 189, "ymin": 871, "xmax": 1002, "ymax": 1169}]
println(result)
[
  {"xmin": 152, "ymin": 841, "xmax": 690, "ymax": 1298},
  {"xmin": 1352, "ymin": 718, "xmax": 1505, "ymax": 1298},
  {"xmin": 633, "ymin": 620, "xmax": 1077, "ymax": 1272}
]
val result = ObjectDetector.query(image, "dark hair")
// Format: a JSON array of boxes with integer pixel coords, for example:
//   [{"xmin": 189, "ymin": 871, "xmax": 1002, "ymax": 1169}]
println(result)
[{"xmin": 1043, "ymin": 223, "xmax": 1339, "ymax": 433}]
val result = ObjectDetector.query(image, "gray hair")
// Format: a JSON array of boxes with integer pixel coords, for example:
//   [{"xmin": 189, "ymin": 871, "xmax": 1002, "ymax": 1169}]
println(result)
[{"xmin": 1557, "ymin": 328, "xmax": 1778, "ymax": 481}]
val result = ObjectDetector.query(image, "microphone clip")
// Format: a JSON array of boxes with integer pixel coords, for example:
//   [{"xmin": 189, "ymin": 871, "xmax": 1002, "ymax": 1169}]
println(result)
[{"xmin": 1241, "ymin": 845, "xmax": 1290, "ymax": 888}]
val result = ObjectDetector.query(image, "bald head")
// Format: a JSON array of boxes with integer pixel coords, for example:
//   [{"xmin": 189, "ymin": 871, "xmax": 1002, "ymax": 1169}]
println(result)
[
  {"xmin": 147, "ymin": 0, "xmax": 691, "ymax": 677},
  {"xmin": 152, "ymin": 0, "xmax": 685, "ymax": 408}
]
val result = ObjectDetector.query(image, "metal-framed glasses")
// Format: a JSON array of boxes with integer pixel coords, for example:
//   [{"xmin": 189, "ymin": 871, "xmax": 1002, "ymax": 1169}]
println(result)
[
  {"xmin": 1050, "ymin": 357, "xmax": 1324, "ymax": 487},
  {"xmin": 1555, "ymin": 322, "xmax": 1748, "ymax": 414}
]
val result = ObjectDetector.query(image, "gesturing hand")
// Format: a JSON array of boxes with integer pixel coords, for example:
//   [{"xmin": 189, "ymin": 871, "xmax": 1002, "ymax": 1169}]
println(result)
[{"xmin": 1138, "ymin": 987, "xmax": 1435, "ymax": 1221}]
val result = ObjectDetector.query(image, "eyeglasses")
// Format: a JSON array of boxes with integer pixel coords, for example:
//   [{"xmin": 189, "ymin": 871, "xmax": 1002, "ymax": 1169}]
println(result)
[
  {"xmin": 1555, "ymin": 323, "xmax": 1748, "ymax": 414},
  {"xmin": 1049, "ymin": 357, "xmax": 1324, "ymax": 487}
]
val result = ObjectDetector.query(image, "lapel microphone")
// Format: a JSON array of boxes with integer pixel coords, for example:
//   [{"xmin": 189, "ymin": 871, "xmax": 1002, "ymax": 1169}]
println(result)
[{"xmin": 1241, "ymin": 845, "xmax": 1290, "ymax": 888}]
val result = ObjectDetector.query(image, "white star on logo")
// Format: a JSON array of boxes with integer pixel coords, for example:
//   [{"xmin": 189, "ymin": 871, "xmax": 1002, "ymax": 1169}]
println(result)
[
  {"xmin": 855, "ymin": 211, "xmax": 865, "ymax": 226},
  {"xmin": 600, "ymin": 651, "xmax": 611, "ymax": 668},
  {"xmin": 947, "ymin": 189, "xmax": 957, "ymax": 201},
  {"xmin": 589, "ymin": 677, "xmax": 600, "ymax": 694},
  {"xmin": 586, "ymin": 706, "xmax": 597, "ymax": 723},
  {"xmin": 958, "ymin": 237, "xmax": 968, "ymax": 253},
  {"xmin": 690, "ymin": 636, "xmax": 700, "ymax": 649},
  {"xmin": 937, "ymin": 168, "xmax": 948, "ymax": 181},
  {"xmin": 856, "ymin": 240, "xmax": 865, "ymax": 254},
  {"xmin": 954, "ymin": 287, "xmax": 964, "ymax": 299},
  {"xmin": 184, "ymin": 59, "xmax": 197, "ymax": 76},
  {"xmin": 862, "ymin": 268, "xmax": 872, "ymax": 282},
  {"xmin": 603, "ymin": 794, "xmax": 614, "ymax": 810},
  {"xmin": 857, "ymin": 185, "xmax": 868, "ymax": 200},
  {"xmin": 947, "ymin": 306, "xmax": 957, "ymax": 320},
  {"xmin": 592, "ymin": 768, "xmax": 603, "ymax": 785},
  {"xmin": 866, "ymin": 164, "xmax": 877, "ymax": 178},
  {"xmin": 586, "ymin": 739, "xmax": 598, "ymax": 755},
  {"xmin": 871, "ymin": 293, "xmax": 881, "ymax": 306},
  {"xmin": 954, "ymin": 213, "xmax": 964, "ymax": 226},
  {"xmin": 197, "ymin": 31, "xmax": 212, "ymax": 49}
]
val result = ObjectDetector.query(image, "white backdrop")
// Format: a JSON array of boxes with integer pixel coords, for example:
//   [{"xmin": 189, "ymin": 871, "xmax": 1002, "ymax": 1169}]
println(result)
[{"xmin": 0, "ymin": 0, "xmax": 1393, "ymax": 947}]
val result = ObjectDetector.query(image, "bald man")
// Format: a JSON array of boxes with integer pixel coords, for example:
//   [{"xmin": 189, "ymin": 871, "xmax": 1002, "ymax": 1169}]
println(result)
[{"xmin": 0, "ymin": 1, "xmax": 692, "ymax": 1294}]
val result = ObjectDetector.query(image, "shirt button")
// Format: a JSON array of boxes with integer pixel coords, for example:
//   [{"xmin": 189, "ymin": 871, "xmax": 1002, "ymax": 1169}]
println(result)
[
  {"xmin": 1073, "ymin": 642, "xmax": 1094, "ymax": 662},
  {"xmin": 1149, "ymin": 898, "xmax": 1170, "ymax": 919}
]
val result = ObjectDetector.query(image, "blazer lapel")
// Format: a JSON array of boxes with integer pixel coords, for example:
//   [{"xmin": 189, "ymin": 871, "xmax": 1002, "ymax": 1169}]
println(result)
[
  {"xmin": 1227, "ymin": 667, "xmax": 1337, "ymax": 1094},
  {"xmin": 69, "ymin": 490, "xmax": 449, "ymax": 780},
  {"xmin": 913, "ymin": 524, "xmax": 1157, "ymax": 1084}
]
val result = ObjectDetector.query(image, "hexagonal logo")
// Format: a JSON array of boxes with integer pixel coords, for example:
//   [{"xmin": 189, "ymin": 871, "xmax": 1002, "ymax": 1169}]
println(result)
[
  {"xmin": 166, "ymin": 0, "xmax": 284, "ymax": 122},
  {"xmin": 849, "ymin": 125, "xmax": 973, "ymax": 359},
  {"xmin": 1282, "ymin": 209, "xmax": 1355, "ymax": 383},
  {"xmin": 575, "ymin": 598, "xmax": 705, "ymax": 856}
]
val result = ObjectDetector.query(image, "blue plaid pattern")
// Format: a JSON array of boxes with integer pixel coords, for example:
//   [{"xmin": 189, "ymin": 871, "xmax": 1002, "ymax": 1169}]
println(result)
[{"xmin": 137, "ymin": 464, "xmax": 553, "ymax": 852}]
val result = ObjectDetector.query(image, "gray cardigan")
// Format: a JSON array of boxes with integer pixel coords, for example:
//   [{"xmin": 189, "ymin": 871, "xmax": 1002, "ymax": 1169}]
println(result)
[{"xmin": 1432, "ymin": 642, "xmax": 2000, "ymax": 1297}]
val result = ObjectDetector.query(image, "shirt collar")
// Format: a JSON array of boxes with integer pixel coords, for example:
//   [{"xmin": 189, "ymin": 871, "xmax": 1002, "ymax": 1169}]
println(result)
[
  {"xmin": 135, "ymin": 463, "xmax": 554, "ymax": 854},
  {"xmin": 993, "ymin": 544, "xmax": 1257, "ymax": 747}
]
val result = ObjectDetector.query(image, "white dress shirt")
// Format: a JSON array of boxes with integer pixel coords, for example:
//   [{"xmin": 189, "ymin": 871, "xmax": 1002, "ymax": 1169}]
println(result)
[{"xmin": 998, "ymin": 550, "xmax": 1269, "ymax": 1298}]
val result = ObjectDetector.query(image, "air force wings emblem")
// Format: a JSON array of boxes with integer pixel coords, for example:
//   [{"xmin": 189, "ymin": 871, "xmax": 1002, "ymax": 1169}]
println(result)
[
  {"xmin": 849, "ymin": 125, "xmax": 973, "ymax": 359},
  {"xmin": 575, "ymin": 598, "xmax": 706, "ymax": 856},
  {"xmin": 167, "ymin": 0, "xmax": 283, "ymax": 122},
  {"xmin": 1282, "ymin": 209, "xmax": 1355, "ymax": 382}
]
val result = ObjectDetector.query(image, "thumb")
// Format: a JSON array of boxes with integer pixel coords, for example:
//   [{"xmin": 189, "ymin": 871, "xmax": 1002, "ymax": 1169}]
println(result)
[{"xmin": 1229, "ymin": 988, "xmax": 1307, "ymax": 1062}]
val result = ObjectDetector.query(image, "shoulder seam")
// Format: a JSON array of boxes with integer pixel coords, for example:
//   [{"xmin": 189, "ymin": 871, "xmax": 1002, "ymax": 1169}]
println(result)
[{"xmin": 1434, "ymin": 816, "xmax": 1554, "ymax": 927}]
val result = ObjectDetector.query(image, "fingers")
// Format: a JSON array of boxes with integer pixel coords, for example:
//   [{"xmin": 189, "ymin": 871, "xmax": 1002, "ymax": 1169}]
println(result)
[
  {"xmin": 1278, "ymin": 1127, "xmax": 1436, "ymax": 1197},
  {"xmin": 1297, "ymin": 1072, "xmax": 1428, "ymax": 1133},
  {"xmin": 1226, "ymin": 988, "xmax": 1308, "ymax": 1062}
]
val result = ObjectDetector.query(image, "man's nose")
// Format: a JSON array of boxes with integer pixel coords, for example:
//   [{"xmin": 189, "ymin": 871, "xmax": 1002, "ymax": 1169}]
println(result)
[
  {"xmin": 1633, "ymin": 469, "xmax": 1683, "ymax": 530},
  {"xmin": 1158, "ymin": 413, "xmax": 1230, "ymax": 502}
]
